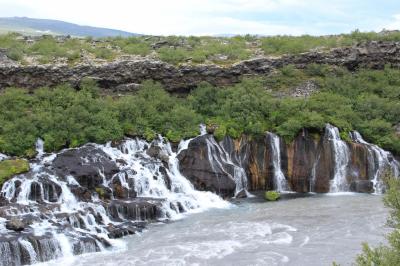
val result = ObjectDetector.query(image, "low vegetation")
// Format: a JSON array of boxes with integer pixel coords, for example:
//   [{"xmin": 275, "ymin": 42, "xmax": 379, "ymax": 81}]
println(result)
[
  {"xmin": 0, "ymin": 65, "xmax": 399, "ymax": 157},
  {"xmin": 355, "ymin": 176, "xmax": 400, "ymax": 265},
  {"xmin": 2, "ymin": 30, "xmax": 400, "ymax": 65},
  {"xmin": 0, "ymin": 159, "xmax": 29, "ymax": 186},
  {"xmin": 264, "ymin": 191, "xmax": 281, "ymax": 201}
]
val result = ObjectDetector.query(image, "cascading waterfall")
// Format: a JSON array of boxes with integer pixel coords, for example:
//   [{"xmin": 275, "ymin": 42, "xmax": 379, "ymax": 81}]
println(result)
[
  {"xmin": 326, "ymin": 124, "xmax": 350, "ymax": 193},
  {"xmin": 204, "ymin": 136, "xmax": 250, "ymax": 197},
  {"xmin": 0, "ymin": 135, "xmax": 229, "ymax": 265},
  {"xmin": 350, "ymin": 131, "xmax": 400, "ymax": 193},
  {"xmin": 35, "ymin": 138, "xmax": 44, "ymax": 159},
  {"xmin": 268, "ymin": 133, "xmax": 289, "ymax": 192}
]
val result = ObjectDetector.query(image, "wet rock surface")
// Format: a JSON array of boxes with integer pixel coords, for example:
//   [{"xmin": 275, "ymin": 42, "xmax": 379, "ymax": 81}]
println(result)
[
  {"xmin": 178, "ymin": 125, "xmax": 399, "ymax": 195},
  {"xmin": 178, "ymin": 135, "xmax": 237, "ymax": 198}
]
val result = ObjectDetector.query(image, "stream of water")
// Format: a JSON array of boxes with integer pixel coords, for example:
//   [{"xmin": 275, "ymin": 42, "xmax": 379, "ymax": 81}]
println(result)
[{"xmin": 40, "ymin": 193, "xmax": 388, "ymax": 266}]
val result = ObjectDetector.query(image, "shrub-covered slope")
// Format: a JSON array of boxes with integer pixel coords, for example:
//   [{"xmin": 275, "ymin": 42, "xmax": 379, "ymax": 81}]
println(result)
[{"xmin": 0, "ymin": 65, "xmax": 399, "ymax": 157}]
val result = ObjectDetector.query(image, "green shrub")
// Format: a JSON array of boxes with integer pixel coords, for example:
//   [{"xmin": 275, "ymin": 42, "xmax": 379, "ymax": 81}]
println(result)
[
  {"xmin": 265, "ymin": 191, "xmax": 280, "ymax": 201},
  {"xmin": 158, "ymin": 47, "xmax": 187, "ymax": 64}
]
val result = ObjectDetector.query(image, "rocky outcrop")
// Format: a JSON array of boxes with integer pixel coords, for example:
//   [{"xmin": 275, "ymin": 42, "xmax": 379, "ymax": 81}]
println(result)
[
  {"xmin": 1, "ymin": 41, "xmax": 400, "ymax": 93},
  {"xmin": 52, "ymin": 145, "xmax": 119, "ymax": 190}
]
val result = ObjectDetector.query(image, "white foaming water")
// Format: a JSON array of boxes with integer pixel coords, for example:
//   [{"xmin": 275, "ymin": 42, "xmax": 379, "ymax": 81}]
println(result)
[
  {"xmin": 326, "ymin": 124, "xmax": 350, "ymax": 193},
  {"xmin": 268, "ymin": 132, "xmax": 289, "ymax": 192},
  {"xmin": 18, "ymin": 239, "xmax": 38, "ymax": 264},
  {"xmin": 101, "ymin": 137, "xmax": 230, "ymax": 218},
  {"xmin": 0, "ymin": 134, "xmax": 230, "ymax": 265},
  {"xmin": 350, "ymin": 131, "xmax": 400, "ymax": 193},
  {"xmin": 199, "ymin": 124, "xmax": 207, "ymax": 135},
  {"xmin": 53, "ymin": 234, "xmax": 74, "ymax": 259},
  {"xmin": 204, "ymin": 136, "xmax": 251, "ymax": 197},
  {"xmin": 35, "ymin": 138, "xmax": 45, "ymax": 159}
]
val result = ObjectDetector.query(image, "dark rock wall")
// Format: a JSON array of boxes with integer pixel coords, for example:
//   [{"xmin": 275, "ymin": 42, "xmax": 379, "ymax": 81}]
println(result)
[{"xmin": 2, "ymin": 42, "xmax": 400, "ymax": 93}]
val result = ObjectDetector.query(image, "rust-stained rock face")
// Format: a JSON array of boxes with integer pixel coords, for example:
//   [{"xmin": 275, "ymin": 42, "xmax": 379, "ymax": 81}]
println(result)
[
  {"xmin": 286, "ymin": 129, "xmax": 319, "ymax": 192},
  {"xmin": 177, "ymin": 126, "xmax": 399, "ymax": 195}
]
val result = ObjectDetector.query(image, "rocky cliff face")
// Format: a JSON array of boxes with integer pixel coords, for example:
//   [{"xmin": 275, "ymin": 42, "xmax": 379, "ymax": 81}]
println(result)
[
  {"xmin": 178, "ymin": 125, "xmax": 400, "ymax": 196},
  {"xmin": 1, "ymin": 41, "xmax": 400, "ymax": 93}
]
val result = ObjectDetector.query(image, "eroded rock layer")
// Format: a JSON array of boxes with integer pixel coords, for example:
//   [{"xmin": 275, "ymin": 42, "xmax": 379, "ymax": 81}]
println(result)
[{"xmin": 1, "ymin": 42, "xmax": 400, "ymax": 93}]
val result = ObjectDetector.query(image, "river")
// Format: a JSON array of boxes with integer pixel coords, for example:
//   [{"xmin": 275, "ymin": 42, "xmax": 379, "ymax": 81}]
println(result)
[{"xmin": 40, "ymin": 193, "xmax": 388, "ymax": 266}]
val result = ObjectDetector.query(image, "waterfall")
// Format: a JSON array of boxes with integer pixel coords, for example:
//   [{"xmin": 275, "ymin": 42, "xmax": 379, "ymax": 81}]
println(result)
[
  {"xmin": 199, "ymin": 124, "xmax": 207, "ymax": 135},
  {"xmin": 35, "ymin": 138, "xmax": 45, "ymax": 158},
  {"xmin": 326, "ymin": 124, "xmax": 350, "ymax": 192},
  {"xmin": 268, "ymin": 133, "xmax": 288, "ymax": 192},
  {"xmin": 18, "ymin": 239, "xmax": 37, "ymax": 264},
  {"xmin": 0, "ymin": 134, "xmax": 229, "ymax": 265},
  {"xmin": 350, "ymin": 131, "xmax": 400, "ymax": 193},
  {"xmin": 204, "ymin": 136, "xmax": 251, "ymax": 197}
]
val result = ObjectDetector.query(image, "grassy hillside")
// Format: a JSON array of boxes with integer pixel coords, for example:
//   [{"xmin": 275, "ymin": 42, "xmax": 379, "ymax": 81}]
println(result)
[{"xmin": 1, "ymin": 30, "xmax": 400, "ymax": 65}]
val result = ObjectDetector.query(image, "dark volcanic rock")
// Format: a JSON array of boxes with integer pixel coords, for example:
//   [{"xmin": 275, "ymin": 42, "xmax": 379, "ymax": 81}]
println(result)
[
  {"xmin": 178, "ymin": 135, "xmax": 237, "ymax": 198},
  {"xmin": 2, "ymin": 41, "xmax": 400, "ymax": 93},
  {"xmin": 350, "ymin": 180, "xmax": 374, "ymax": 193},
  {"xmin": 52, "ymin": 145, "xmax": 119, "ymax": 190}
]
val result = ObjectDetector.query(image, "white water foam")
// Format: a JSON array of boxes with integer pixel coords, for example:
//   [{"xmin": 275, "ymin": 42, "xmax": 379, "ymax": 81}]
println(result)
[
  {"xmin": 326, "ymin": 124, "xmax": 350, "ymax": 192},
  {"xmin": 268, "ymin": 132, "xmax": 289, "ymax": 192},
  {"xmin": 351, "ymin": 131, "xmax": 400, "ymax": 193}
]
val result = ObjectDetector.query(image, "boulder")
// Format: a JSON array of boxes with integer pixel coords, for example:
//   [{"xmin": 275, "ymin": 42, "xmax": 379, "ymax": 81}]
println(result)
[
  {"xmin": 6, "ymin": 218, "xmax": 26, "ymax": 231},
  {"xmin": 52, "ymin": 145, "xmax": 119, "ymax": 190}
]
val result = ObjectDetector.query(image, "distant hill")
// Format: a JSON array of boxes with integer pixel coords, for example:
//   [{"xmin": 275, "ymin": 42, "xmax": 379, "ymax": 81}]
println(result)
[{"xmin": 0, "ymin": 17, "xmax": 139, "ymax": 37}]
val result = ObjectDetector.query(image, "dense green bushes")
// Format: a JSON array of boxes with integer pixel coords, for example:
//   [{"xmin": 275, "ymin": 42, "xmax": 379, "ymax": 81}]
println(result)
[{"xmin": 0, "ymin": 66, "xmax": 399, "ymax": 156}]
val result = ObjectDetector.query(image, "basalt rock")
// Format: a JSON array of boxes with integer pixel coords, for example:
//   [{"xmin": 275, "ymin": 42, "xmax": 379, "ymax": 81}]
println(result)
[
  {"xmin": 52, "ymin": 145, "xmax": 119, "ymax": 190},
  {"xmin": 177, "ymin": 135, "xmax": 237, "ymax": 198},
  {"xmin": 2, "ymin": 41, "xmax": 400, "ymax": 93}
]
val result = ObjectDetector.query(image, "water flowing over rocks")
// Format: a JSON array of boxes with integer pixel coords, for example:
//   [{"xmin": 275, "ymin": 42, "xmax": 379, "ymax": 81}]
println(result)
[
  {"xmin": 1, "ymin": 41, "xmax": 400, "ymax": 93},
  {"xmin": 178, "ymin": 124, "xmax": 399, "ymax": 196},
  {"xmin": 0, "ymin": 125, "xmax": 399, "ymax": 265},
  {"xmin": 0, "ymin": 136, "xmax": 228, "ymax": 265}
]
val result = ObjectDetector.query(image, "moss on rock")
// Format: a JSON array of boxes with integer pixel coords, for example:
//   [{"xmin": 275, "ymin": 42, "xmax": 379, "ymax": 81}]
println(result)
[
  {"xmin": 0, "ymin": 159, "xmax": 29, "ymax": 186},
  {"xmin": 264, "ymin": 190, "xmax": 280, "ymax": 201}
]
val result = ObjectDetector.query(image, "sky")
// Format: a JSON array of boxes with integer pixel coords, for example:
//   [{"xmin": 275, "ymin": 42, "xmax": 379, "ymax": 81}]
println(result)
[{"xmin": 0, "ymin": 0, "xmax": 400, "ymax": 36}]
